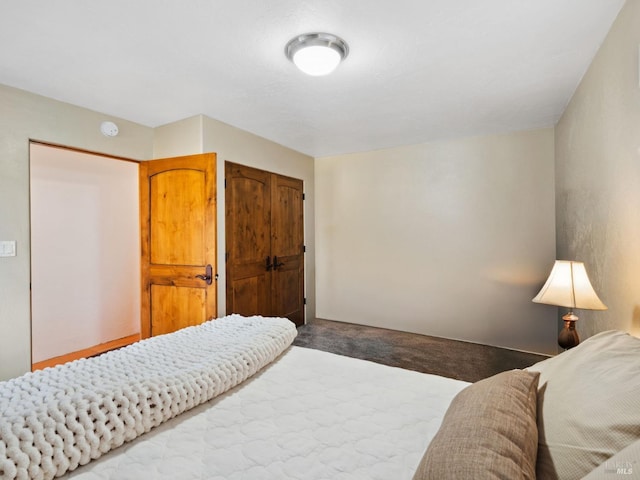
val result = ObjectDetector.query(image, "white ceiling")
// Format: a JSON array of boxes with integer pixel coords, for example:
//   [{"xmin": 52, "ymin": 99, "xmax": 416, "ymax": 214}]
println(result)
[{"xmin": 0, "ymin": 1, "xmax": 626, "ymax": 157}]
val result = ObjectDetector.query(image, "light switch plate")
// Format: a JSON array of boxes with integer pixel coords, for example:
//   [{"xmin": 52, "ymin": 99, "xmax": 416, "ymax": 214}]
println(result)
[{"xmin": 0, "ymin": 240, "xmax": 17, "ymax": 257}]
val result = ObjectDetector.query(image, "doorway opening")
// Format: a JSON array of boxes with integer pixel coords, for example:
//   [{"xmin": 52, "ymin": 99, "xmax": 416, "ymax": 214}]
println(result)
[{"xmin": 29, "ymin": 142, "xmax": 140, "ymax": 370}]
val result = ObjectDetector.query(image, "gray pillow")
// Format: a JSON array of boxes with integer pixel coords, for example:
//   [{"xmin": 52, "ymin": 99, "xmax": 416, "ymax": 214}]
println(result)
[
  {"xmin": 413, "ymin": 369, "xmax": 539, "ymax": 480},
  {"xmin": 527, "ymin": 330, "xmax": 640, "ymax": 480}
]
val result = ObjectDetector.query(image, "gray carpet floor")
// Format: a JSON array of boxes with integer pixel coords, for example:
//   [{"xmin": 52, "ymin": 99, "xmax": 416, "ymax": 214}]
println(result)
[{"xmin": 292, "ymin": 318, "xmax": 549, "ymax": 383}]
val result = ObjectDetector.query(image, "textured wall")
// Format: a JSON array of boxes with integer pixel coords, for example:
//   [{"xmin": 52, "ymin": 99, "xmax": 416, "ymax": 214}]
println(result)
[
  {"xmin": 316, "ymin": 128, "xmax": 557, "ymax": 354},
  {"xmin": 555, "ymin": 0, "xmax": 640, "ymax": 339},
  {"xmin": 153, "ymin": 115, "xmax": 204, "ymax": 159},
  {"xmin": 0, "ymin": 84, "xmax": 153, "ymax": 380}
]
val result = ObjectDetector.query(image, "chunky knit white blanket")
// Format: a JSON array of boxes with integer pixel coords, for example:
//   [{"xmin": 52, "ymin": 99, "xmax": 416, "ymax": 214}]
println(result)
[{"xmin": 0, "ymin": 315, "xmax": 297, "ymax": 480}]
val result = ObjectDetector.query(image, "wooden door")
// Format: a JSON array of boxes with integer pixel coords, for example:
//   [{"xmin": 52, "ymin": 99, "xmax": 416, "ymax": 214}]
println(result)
[
  {"xmin": 225, "ymin": 163, "xmax": 271, "ymax": 317},
  {"xmin": 225, "ymin": 162, "xmax": 304, "ymax": 326},
  {"xmin": 140, "ymin": 153, "xmax": 217, "ymax": 338},
  {"xmin": 271, "ymin": 174, "xmax": 304, "ymax": 325}
]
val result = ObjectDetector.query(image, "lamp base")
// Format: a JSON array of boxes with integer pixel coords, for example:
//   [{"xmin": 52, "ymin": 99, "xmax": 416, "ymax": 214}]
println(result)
[{"xmin": 558, "ymin": 312, "xmax": 580, "ymax": 350}]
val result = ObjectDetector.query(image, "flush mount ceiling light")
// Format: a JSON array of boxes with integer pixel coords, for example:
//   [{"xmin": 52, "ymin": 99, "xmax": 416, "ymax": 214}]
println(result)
[{"xmin": 285, "ymin": 32, "xmax": 349, "ymax": 76}]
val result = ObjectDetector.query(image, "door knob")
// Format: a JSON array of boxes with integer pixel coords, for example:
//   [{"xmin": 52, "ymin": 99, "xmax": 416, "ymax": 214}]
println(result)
[
  {"xmin": 274, "ymin": 256, "xmax": 285, "ymax": 269},
  {"xmin": 265, "ymin": 256, "xmax": 273, "ymax": 271},
  {"xmin": 195, "ymin": 264, "xmax": 213, "ymax": 285}
]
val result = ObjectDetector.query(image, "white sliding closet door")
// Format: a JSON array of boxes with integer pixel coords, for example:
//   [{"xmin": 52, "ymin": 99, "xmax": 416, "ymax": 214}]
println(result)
[{"xmin": 29, "ymin": 144, "xmax": 140, "ymax": 364}]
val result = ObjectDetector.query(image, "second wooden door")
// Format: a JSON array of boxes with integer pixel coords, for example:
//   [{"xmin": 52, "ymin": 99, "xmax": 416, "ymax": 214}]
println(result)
[{"xmin": 225, "ymin": 162, "xmax": 304, "ymax": 326}]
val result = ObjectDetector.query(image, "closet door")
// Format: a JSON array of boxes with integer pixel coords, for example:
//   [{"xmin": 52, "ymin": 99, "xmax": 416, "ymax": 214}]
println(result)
[
  {"xmin": 225, "ymin": 162, "xmax": 304, "ymax": 325},
  {"xmin": 225, "ymin": 163, "xmax": 272, "ymax": 317},
  {"xmin": 271, "ymin": 174, "xmax": 304, "ymax": 325}
]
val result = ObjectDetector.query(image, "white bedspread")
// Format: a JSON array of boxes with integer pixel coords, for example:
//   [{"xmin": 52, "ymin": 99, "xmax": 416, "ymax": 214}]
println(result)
[
  {"xmin": 64, "ymin": 347, "xmax": 469, "ymax": 480},
  {"xmin": 0, "ymin": 315, "xmax": 296, "ymax": 480}
]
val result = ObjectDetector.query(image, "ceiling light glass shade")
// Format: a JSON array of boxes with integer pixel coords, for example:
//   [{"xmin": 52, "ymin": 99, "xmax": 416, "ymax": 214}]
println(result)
[
  {"xmin": 285, "ymin": 33, "xmax": 349, "ymax": 76},
  {"xmin": 293, "ymin": 46, "xmax": 341, "ymax": 76},
  {"xmin": 532, "ymin": 260, "xmax": 607, "ymax": 310}
]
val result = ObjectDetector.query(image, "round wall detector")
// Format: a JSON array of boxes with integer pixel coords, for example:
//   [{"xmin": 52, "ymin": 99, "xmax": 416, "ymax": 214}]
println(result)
[{"xmin": 100, "ymin": 121, "xmax": 119, "ymax": 137}]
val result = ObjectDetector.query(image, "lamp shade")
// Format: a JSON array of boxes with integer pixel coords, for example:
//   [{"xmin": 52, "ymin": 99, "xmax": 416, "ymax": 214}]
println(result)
[{"xmin": 532, "ymin": 260, "xmax": 607, "ymax": 310}]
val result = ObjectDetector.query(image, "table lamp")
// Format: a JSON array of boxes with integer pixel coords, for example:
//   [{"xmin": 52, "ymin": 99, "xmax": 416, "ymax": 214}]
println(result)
[{"xmin": 532, "ymin": 260, "xmax": 607, "ymax": 350}]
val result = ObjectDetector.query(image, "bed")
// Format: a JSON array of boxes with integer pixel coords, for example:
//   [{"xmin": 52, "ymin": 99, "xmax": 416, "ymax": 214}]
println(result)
[{"xmin": 1, "ymin": 315, "xmax": 639, "ymax": 480}]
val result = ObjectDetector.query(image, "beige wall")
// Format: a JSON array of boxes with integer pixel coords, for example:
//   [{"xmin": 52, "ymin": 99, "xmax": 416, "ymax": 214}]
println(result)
[
  {"xmin": 153, "ymin": 115, "xmax": 204, "ymax": 158},
  {"xmin": 153, "ymin": 115, "xmax": 316, "ymax": 321},
  {"xmin": 555, "ymin": 0, "xmax": 640, "ymax": 339},
  {"xmin": 316, "ymin": 128, "xmax": 558, "ymax": 354},
  {"xmin": 0, "ymin": 84, "xmax": 153, "ymax": 380}
]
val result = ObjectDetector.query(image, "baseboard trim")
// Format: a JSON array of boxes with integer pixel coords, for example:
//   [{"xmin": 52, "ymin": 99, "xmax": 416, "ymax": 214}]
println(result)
[{"xmin": 32, "ymin": 333, "xmax": 140, "ymax": 371}]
